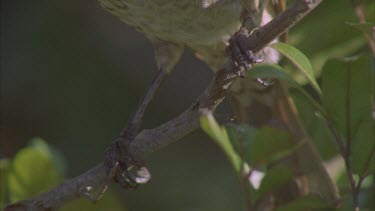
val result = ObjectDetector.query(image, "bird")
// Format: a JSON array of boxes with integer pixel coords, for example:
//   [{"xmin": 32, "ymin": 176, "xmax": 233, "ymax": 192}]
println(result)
[
  {"xmin": 97, "ymin": 0, "xmax": 278, "ymax": 71},
  {"xmin": 97, "ymin": 0, "xmax": 279, "ymax": 126},
  {"xmin": 97, "ymin": 0, "xmax": 340, "ymax": 208}
]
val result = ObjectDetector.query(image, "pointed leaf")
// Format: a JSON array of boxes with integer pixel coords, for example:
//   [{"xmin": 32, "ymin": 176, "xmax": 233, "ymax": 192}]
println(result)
[
  {"xmin": 270, "ymin": 42, "xmax": 321, "ymax": 95},
  {"xmin": 250, "ymin": 64, "xmax": 326, "ymax": 117},
  {"xmin": 351, "ymin": 119, "xmax": 375, "ymax": 176},
  {"xmin": 249, "ymin": 64, "xmax": 299, "ymax": 87},
  {"xmin": 200, "ymin": 113, "xmax": 241, "ymax": 172},
  {"xmin": 29, "ymin": 137, "xmax": 67, "ymax": 176},
  {"xmin": 8, "ymin": 142, "xmax": 63, "ymax": 202},
  {"xmin": 322, "ymin": 55, "xmax": 374, "ymax": 174},
  {"xmin": 290, "ymin": 89, "xmax": 337, "ymax": 159}
]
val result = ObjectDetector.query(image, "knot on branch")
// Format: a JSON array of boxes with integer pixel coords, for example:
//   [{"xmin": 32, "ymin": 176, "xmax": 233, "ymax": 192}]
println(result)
[{"xmin": 104, "ymin": 137, "xmax": 151, "ymax": 190}]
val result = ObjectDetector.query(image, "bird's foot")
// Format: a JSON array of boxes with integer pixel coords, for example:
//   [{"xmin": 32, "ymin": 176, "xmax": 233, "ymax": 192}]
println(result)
[
  {"xmin": 104, "ymin": 137, "xmax": 151, "ymax": 190},
  {"xmin": 226, "ymin": 28, "xmax": 265, "ymax": 77}
]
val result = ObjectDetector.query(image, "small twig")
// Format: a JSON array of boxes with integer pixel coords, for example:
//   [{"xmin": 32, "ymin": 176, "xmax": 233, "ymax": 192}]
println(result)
[
  {"xmin": 5, "ymin": 0, "xmax": 324, "ymax": 210},
  {"xmin": 327, "ymin": 111, "xmax": 360, "ymax": 210},
  {"xmin": 326, "ymin": 122, "xmax": 346, "ymax": 155},
  {"xmin": 344, "ymin": 156, "xmax": 359, "ymax": 211},
  {"xmin": 359, "ymin": 144, "xmax": 375, "ymax": 177},
  {"xmin": 123, "ymin": 69, "xmax": 167, "ymax": 136},
  {"xmin": 351, "ymin": 3, "xmax": 375, "ymax": 208},
  {"xmin": 5, "ymin": 62, "xmax": 240, "ymax": 211},
  {"xmin": 129, "ymin": 63, "xmax": 239, "ymax": 161}
]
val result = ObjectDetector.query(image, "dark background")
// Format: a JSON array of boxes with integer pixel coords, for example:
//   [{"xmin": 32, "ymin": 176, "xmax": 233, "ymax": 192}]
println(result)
[
  {"xmin": 1, "ymin": 0, "xmax": 241, "ymax": 210},
  {"xmin": 1, "ymin": 0, "xmax": 372, "ymax": 210}
]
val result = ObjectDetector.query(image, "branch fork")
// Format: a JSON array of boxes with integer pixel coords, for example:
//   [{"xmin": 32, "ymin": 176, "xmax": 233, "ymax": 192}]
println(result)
[{"xmin": 5, "ymin": 1, "xmax": 325, "ymax": 210}]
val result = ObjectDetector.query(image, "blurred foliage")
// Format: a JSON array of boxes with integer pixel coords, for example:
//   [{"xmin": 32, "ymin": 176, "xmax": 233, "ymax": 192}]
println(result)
[
  {"xmin": 287, "ymin": 0, "xmax": 374, "ymax": 83},
  {"xmin": 322, "ymin": 55, "xmax": 374, "ymax": 176},
  {"xmin": 7, "ymin": 139, "xmax": 63, "ymax": 202},
  {"xmin": 0, "ymin": 139, "xmax": 126, "ymax": 210},
  {"xmin": 201, "ymin": 44, "xmax": 374, "ymax": 210},
  {"xmin": 2, "ymin": 0, "xmax": 374, "ymax": 210}
]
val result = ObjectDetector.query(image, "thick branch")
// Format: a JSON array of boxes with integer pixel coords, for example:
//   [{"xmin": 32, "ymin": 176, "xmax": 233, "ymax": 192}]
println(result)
[
  {"xmin": 5, "ymin": 0, "xmax": 323, "ymax": 210},
  {"xmin": 127, "ymin": 0, "xmax": 324, "ymax": 162},
  {"xmin": 5, "ymin": 63, "xmax": 239, "ymax": 211}
]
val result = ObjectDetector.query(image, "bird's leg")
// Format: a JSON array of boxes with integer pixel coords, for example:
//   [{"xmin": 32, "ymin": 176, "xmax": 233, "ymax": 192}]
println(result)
[
  {"xmin": 227, "ymin": 0, "xmax": 267, "ymax": 73},
  {"xmin": 104, "ymin": 40, "xmax": 184, "ymax": 189}
]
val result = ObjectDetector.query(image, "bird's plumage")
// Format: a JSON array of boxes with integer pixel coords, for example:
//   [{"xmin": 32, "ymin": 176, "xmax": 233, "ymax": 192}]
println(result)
[
  {"xmin": 98, "ymin": 0, "xmax": 246, "ymax": 70},
  {"xmin": 98, "ymin": 0, "xmax": 340, "ymax": 205},
  {"xmin": 98, "ymin": 0, "xmax": 241, "ymax": 45}
]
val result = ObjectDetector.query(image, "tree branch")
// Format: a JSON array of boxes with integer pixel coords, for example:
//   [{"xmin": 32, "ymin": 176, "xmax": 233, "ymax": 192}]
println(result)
[{"xmin": 5, "ymin": 0, "xmax": 324, "ymax": 210}]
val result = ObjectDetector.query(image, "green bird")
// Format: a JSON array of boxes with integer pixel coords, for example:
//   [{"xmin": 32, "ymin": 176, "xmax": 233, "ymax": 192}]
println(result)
[
  {"xmin": 98, "ymin": 0, "xmax": 339, "ymax": 207},
  {"xmin": 97, "ymin": 0, "xmax": 278, "ymax": 126}
]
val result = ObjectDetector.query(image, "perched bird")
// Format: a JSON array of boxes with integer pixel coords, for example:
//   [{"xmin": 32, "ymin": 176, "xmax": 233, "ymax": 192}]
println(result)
[
  {"xmin": 98, "ymin": 0, "xmax": 339, "ymax": 208},
  {"xmin": 98, "ymin": 0, "xmax": 280, "ymax": 69},
  {"xmin": 97, "ymin": 0, "xmax": 278, "ymax": 125}
]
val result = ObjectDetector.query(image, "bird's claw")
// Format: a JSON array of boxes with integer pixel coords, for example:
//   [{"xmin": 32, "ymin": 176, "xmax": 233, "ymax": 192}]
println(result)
[{"xmin": 226, "ymin": 28, "xmax": 265, "ymax": 75}]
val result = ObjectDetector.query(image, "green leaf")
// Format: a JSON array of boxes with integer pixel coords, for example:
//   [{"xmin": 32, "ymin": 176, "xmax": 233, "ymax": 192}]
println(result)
[
  {"xmin": 257, "ymin": 166, "xmax": 293, "ymax": 197},
  {"xmin": 345, "ymin": 21, "xmax": 373, "ymax": 34},
  {"xmin": 290, "ymin": 89, "xmax": 338, "ymax": 160},
  {"xmin": 245, "ymin": 127, "xmax": 297, "ymax": 166},
  {"xmin": 322, "ymin": 55, "xmax": 374, "ymax": 174},
  {"xmin": 270, "ymin": 42, "xmax": 321, "ymax": 95},
  {"xmin": 250, "ymin": 64, "xmax": 325, "ymax": 115},
  {"xmin": 276, "ymin": 195, "xmax": 331, "ymax": 211},
  {"xmin": 351, "ymin": 119, "xmax": 375, "ymax": 176},
  {"xmin": 288, "ymin": 0, "xmax": 371, "ymax": 75},
  {"xmin": 249, "ymin": 64, "xmax": 299, "ymax": 87},
  {"xmin": 200, "ymin": 113, "xmax": 241, "ymax": 172},
  {"xmin": 8, "ymin": 144, "xmax": 63, "ymax": 202},
  {"xmin": 29, "ymin": 137, "xmax": 67, "ymax": 176},
  {"xmin": 226, "ymin": 124, "xmax": 255, "ymax": 155}
]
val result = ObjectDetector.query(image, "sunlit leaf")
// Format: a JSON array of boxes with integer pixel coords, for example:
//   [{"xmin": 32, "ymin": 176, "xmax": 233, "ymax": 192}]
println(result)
[
  {"xmin": 200, "ymin": 113, "xmax": 241, "ymax": 172},
  {"xmin": 270, "ymin": 42, "xmax": 321, "ymax": 95},
  {"xmin": 29, "ymin": 137, "xmax": 67, "ymax": 176},
  {"xmin": 8, "ymin": 142, "xmax": 63, "ymax": 202}
]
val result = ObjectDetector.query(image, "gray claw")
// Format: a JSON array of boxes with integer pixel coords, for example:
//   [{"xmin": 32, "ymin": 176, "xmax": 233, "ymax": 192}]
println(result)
[{"xmin": 228, "ymin": 31, "xmax": 264, "ymax": 71}]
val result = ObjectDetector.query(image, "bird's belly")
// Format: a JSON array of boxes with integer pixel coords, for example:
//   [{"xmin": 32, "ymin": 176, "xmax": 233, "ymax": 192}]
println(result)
[{"xmin": 99, "ymin": 0, "xmax": 242, "ymax": 45}]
